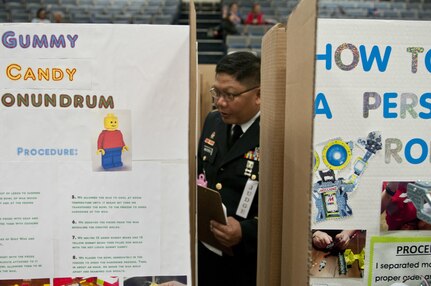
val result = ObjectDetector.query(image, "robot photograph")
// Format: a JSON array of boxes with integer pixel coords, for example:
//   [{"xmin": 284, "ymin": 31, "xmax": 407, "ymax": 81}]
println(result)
[{"xmin": 312, "ymin": 131, "xmax": 382, "ymax": 222}]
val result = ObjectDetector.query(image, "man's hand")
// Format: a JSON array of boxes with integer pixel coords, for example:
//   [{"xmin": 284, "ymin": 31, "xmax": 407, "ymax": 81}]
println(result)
[
  {"xmin": 335, "ymin": 231, "xmax": 351, "ymax": 250},
  {"xmin": 210, "ymin": 216, "xmax": 242, "ymax": 247},
  {"xmin": 96, "ymin": 148, "xmax": 105, "ymax": 155},
  {"xmin": 312, "ymin": 230, "xmax": 333, "ymax": 249},
  {"xmin": 335, "ymin": 229, "xmax": 357, "ymax": 250}
]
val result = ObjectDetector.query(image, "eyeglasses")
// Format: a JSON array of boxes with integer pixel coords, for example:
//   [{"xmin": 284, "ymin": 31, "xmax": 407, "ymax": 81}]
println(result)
[{"xmin": 209, "ymin": 86, "xmax": 260, "ymax": 102}]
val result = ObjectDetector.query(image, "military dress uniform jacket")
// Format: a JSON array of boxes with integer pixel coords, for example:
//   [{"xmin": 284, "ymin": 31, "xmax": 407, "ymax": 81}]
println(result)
[{"xmin": 197, "ymin": 111, "xmax": 260, "ymax": 286}]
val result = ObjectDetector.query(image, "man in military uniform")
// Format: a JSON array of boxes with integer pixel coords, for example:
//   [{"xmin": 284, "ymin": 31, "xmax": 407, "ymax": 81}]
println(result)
[{"xmin": 197, "ymin": 52, "xmax": 261, "ymax": 286}]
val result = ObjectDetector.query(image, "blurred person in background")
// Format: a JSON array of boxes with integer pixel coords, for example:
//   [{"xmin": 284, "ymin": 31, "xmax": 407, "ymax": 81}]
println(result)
[
  {"xmin": 52, "ymin": 11, "xmax": 64, "ymax": 23},
  {"xmin": 32, "ymin": 7, "xmax": 51, "ymax": 23},
  {"xmin": 245, "ymin": 3, "xmax": 265, "ymax": 25}
]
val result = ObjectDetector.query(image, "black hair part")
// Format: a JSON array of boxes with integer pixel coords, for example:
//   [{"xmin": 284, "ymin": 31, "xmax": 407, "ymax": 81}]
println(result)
[{"xmin": 215, "ymin": 51, "xmax": 261, "ymax": 86}]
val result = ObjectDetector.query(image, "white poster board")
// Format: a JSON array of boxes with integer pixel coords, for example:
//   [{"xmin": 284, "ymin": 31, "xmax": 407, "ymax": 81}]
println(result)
[
  {"xmin": 311, "ymin": 19, "xmax": 431, "ymax": 286},
  {"xmin": 0, "ymin": 24, "xmax": 190, "ymax": 286}
]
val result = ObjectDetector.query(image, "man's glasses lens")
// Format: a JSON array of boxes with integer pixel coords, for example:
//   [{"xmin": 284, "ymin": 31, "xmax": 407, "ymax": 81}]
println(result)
[
  {"xmin": 210, "ymin": 86, "xmax": 259, "ymax": 102},
  {"xmin": 210, "ymin": 88, "xmax": 234, "ymax": 101}
]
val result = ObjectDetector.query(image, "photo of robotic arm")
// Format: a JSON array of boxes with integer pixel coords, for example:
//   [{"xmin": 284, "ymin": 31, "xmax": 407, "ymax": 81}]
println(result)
[
  {"xmin": 347, "ymin": 131, "xmax": 382, "ymax": 186},
  {"xmin": 407, "ymin": 181, "xmax": 431, "ymax": 225}
]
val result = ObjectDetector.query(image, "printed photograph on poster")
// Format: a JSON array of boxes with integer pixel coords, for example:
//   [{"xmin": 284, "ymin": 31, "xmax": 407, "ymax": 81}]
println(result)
[
  {"xmin": 92, "ymin": 110, "xmax": 132, "ymax": 172},
  {"xmin": 124, "ymin": 276, "xmax": 187, "ymax": 286},
  {"xmin": 312, "ymin": 131, "xmax": 382, "ymax": 222},
  {"xmin": 380, "ymin": 181, "xmax": 431, "ymax": 231},
  {"xmin": 0, "ymin": 279, "xmax": 50, "ymax": 286},
  {"xmin": 311, "ymin": 229, "xmax": 366, "ymax": 279},
  {"xmin": 54, "ymin": 277, "xmax": 119, "ymax": 286}
]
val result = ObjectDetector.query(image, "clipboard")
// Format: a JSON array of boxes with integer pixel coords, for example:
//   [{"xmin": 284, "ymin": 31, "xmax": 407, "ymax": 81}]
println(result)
[{"xmin": 197, "ymin": 185, "xmax": 233, "ymax": 256}]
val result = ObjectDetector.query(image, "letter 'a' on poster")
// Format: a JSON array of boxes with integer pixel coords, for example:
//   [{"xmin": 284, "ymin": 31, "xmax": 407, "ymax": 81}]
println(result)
[{"xmin": 0, "ymin": 24, "xmax": 191, "ymax": 284}]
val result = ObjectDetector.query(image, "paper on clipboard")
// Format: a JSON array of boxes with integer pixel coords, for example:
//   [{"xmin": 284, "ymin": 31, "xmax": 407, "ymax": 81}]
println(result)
[{"xmin": 197, "ymin": 185, "xmax": 233, "ymax": 256}]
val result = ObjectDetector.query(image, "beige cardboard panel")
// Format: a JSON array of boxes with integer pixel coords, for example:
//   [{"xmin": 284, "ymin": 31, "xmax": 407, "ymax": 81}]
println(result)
[
  {"xmin": 257, "ymin": 23, "xmax": 287, "ymax": 286},
  {"xmin": 188, "ymin": 0, "xmax": 197, "ymax": 285},
  {"xmin": 198, "ymin": 64, "xmax": 216, "ymax": 129},
  {"xmin": 282, "ymin": 0, "xmax": 317, "ymax": 285}
]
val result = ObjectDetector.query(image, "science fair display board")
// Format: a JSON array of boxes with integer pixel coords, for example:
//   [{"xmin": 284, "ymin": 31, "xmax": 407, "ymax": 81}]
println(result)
[
  {"xmin": 0, "ymin": 24, "xmax": 190, "ymax": 286},
  {"xmin": 310, "ymin": 19, "xmax": 431, "ymax": 286}
]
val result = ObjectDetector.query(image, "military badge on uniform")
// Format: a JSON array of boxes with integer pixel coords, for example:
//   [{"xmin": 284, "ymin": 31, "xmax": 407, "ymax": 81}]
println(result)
[
  {"xmin": 205, "ymin": 138, "xmax": 215, "ymax": 146},
  {"xmin": 244, "ymin": 160, "xmax": 254, "ymax": 177},
  {"xmin": 204, "ymin": 136, "xmax": 215, "ymax": 156},
  {"xmin": 204, "ymin": 145, "xmax": 213, "ymax": 156},
  {"xmin": 244, "ymin": 147, "xmax": 260, "ymax": 161}
]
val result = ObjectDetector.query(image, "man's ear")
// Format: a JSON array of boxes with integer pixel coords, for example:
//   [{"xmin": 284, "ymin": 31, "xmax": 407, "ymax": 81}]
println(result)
[{"xmin": 255, "ymin": 88, "xmax": 261, "ymax": 105}]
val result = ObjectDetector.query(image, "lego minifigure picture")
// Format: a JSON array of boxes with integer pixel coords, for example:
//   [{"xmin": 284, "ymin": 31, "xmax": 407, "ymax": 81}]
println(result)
[{"xmin": 93, "ymin": 110, "xmax": 132, "ymax": 172}]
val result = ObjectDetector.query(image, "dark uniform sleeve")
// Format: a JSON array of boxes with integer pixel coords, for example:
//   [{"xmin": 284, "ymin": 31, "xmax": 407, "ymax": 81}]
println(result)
[{"xmin": 236, "ymin": 218, "xmax": 257, "ymax": 257}]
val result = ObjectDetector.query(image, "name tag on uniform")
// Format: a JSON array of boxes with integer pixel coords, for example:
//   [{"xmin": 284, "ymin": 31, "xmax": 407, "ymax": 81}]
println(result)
[{"xmin": 236, "ymin": 179, "xmax": 258, "ymax": 219}]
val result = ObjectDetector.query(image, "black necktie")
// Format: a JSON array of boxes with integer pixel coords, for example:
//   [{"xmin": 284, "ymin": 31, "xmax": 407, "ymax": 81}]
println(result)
[{"xmin": 228, "ymin": 125, "xmax": 243, "ymax": 149}]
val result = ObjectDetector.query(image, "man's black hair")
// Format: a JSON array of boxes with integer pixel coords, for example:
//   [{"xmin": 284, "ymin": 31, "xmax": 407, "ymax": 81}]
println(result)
[{"xmin": 215, "ymin": 52, "xmax": 261, "ymax": 86}]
